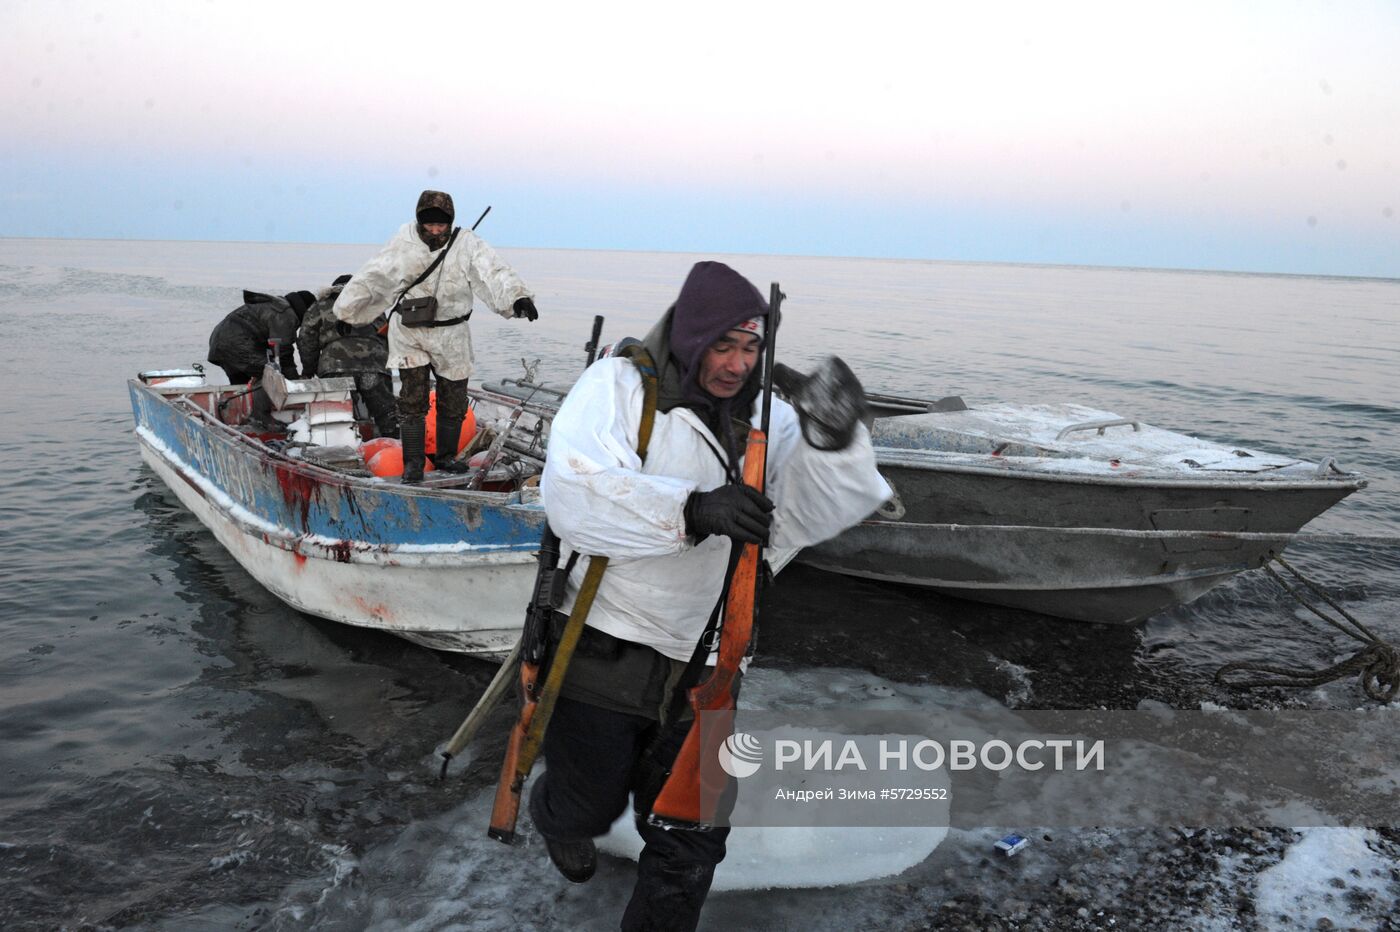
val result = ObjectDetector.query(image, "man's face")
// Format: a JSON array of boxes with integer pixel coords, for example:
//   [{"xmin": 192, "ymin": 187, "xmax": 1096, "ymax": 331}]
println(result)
[
  {"xmin": 422, "ymin": 222, "xmax": 449, "ymax": 238},
  {"xmin": 697, "ymin": 330, "xmax": 761, "ymax": 398}
]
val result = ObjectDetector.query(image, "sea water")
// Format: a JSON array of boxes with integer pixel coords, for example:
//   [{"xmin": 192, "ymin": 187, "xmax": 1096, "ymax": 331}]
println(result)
[{"xmin": 1, "ymin": 238, "xmax": 1397, "ymax": 929}]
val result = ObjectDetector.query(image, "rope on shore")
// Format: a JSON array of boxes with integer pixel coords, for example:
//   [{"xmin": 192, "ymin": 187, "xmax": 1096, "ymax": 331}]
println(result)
[{"xmin": 1215, "ymin": 554, "xmax": 1400, "ymax": 703}]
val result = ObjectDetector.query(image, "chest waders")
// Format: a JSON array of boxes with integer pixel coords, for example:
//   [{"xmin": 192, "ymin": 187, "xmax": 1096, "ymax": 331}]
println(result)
[{"xmin": 488, "ymin": 346, "xmax": 660, "ymax": 844}]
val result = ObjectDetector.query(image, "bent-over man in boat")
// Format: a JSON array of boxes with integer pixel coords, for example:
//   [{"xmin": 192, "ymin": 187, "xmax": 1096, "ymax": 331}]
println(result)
[
  {"xmin": 208, "ymin": 289, "xmax": 316, "ymax": 384},
  {"xmin": 207, "ymin": 288, "xmax": 317, "ymax": 424}
]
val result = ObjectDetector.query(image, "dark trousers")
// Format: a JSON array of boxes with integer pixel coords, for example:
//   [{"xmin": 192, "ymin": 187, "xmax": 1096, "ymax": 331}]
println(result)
[
  {"xmin": 529, "ymin": 696, "xmax": 729, "ymax": 932},
  {"xmin": 326, "ymin": 370, "xmax": 397, "ymax": 438},
  {"xmin": 220, "ymin": 366, "xmax": 258, "ymax": 385},
  {"xmin": 396, "ymin": 365, "xmax": 468, "ymax": 423},
  {"xmin": 219, "ymin": 366, "xmax": 273, "ymax": 423}
]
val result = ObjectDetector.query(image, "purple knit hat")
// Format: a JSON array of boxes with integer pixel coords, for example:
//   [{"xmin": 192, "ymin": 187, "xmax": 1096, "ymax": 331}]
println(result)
[{"xmin": 668, "ymin": 261, "xmax": 770, "ymax": 392}]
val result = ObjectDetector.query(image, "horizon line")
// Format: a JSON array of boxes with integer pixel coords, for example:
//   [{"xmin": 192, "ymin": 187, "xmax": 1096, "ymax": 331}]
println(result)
[{"xmin": 1, "ymin": 234, "xmax": 1396, "ymax": 286}]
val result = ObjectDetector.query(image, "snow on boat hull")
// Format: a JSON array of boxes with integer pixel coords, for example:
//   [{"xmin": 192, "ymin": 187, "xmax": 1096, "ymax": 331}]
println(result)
[
  {"xmin": 800, "ymin": 403, "xmax": 1365, "ymax": 624},
  {"xmin": 129, "ymin": 377, "xmax": 545, "ymax": 655}
]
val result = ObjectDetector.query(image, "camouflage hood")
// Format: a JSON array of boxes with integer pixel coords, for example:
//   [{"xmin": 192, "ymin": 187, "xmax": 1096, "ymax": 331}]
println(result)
[{"xmin": 415, "ymin": 190, "xmax": 455, "ymax": 249}]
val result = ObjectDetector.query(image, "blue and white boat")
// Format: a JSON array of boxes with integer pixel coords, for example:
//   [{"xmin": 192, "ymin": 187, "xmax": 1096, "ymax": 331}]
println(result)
[{"xmin": 128, "ymin": 367, "xmax": 549, "ymax": 655}]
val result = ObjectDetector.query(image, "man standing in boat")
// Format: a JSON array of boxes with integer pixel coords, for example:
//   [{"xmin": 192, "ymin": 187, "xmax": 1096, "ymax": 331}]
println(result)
[
  {"xmin": 527, "ymin": 261, "xmax": 889, "ymax": 930},
  {"xmin": 333, "ymin": 190, "xmax": 539, "ymax": 482},
  {"xmin": 297, "ymin": 273, "xmax": 398, "ymax": 439}
]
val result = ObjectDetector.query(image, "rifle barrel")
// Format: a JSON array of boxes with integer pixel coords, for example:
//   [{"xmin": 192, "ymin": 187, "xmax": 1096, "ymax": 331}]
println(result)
[
  {"xmin": 761, "ymin": 284, "xmax": 781, "ymax": 437},
  {"xmin": 585, "ymin": 315, "xmax": 605, "ymax": 367}
]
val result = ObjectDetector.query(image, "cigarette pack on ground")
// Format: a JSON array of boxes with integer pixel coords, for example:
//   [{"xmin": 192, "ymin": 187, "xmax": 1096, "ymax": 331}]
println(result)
[{"xmin": 994, "ymin": 834, "xmax": 1029, "ymax": 857}]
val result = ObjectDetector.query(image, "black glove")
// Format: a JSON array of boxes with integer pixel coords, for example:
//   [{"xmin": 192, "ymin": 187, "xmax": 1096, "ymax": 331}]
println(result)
[
  {"xmin": 772, "ymin": 356, "xmax": 869, "ymax": 451},
  {"xmin": 335, "ymin": 320, "xmax": 353, "ymax": 336},
  {"xmin": 684, "ymin": 484, "xmax": 774, "ymax": 546},
  {"xmin": 513, "ymin": 296, "xmax": 539, "ymax": 321}
]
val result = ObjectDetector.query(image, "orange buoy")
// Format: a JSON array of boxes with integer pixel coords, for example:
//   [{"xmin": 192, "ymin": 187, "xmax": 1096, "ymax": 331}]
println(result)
[
  {"xmin": 360, "ymin": 436, "xmax": 399, "ymax": 464},
  {"xmin": 459, "ymin": 407, "xmax": 477, "ymax": 452},
  {"xmin": 368, "ymin": 446, "xmax": 435, "ymax": 478},
  {"xmin": 425, "ymin": 392, "xmax": 477, "ymax": 455}
]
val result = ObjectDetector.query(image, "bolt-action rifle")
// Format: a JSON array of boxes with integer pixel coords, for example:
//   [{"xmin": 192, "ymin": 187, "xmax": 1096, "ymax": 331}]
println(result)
[
  {"xmin": 478, "ymin": 522, "xmax": 565, "ymax": 839},
  {"xmin": 648, "ymin": 282, "xmax": 783, "ymax": 830},
  {"xmin": 487, "ymin": 338, "xmax": 660, "ymax": 844},
  {"xmin": 437, "ymin": 320, "xmax": 611, "ymax": 783}
]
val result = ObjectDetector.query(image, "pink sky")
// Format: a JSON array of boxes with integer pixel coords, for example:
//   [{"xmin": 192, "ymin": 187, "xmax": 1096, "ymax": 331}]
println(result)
[{"xmin": 3, "ymin": 1, "xmax": 1397, "ymax": 275}]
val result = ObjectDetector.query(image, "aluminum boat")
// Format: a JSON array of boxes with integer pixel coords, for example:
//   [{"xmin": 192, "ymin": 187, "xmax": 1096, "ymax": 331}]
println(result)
[{"xmin": 797, "ymin": 392, "xmax": 1366, "ymax": 623}]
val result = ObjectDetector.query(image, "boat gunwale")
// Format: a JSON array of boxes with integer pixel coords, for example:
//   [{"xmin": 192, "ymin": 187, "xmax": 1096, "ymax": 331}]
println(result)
[
  {"xmin": 135, "ymin": 431, "xmax": 539, "ymax": 567},
  {"xmin": 799, "ymin": 553, "xmax": 1253, "ymax": 593},
  {"xmin": 874, "ymin": 446, "xmax": 1368, "ymax": 492},
  {"xmin": 129, "ymin": 378, "xmax": 539, "ymax": 506}
]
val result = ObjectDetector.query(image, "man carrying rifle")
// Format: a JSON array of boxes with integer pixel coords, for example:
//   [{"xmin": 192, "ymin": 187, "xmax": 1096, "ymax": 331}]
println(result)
[{"xmin": 528, "ymin": 261, "xmax": 889, "ymax": 930}]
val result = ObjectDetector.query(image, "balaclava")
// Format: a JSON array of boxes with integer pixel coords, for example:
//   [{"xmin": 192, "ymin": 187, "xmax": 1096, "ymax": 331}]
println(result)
[{"xmin": 415, "ymin": 190, "xmax": 455, "ymax": 250}]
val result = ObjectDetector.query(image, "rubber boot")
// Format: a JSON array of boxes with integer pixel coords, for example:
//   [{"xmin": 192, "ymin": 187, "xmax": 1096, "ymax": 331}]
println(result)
[
  {"xmin": 544, "ymin": 836, "xmax": 597, "ymax": 884},
  {"xmin": 400, "ymin": 418, "xmax": 426, "ymax": 484},
  {"xmin": 433, "ymin": 376, "xmax": 472, "ymax": 473},
  {"xmin": 434, "ymin": 415, "xmax": 470, "ymax": 473}
]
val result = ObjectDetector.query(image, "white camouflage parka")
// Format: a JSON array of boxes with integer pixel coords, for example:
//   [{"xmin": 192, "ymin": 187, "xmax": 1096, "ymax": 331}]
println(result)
[
  {"xmin": 333, "ymin": 222, "xmax": 533, "ymax": 380},
  {"xmin": 543, "ymin": 357, "xmax": 892, "ymax": 664}
]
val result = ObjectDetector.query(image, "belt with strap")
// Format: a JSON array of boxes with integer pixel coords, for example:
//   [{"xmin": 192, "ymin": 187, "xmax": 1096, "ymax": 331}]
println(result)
[{"xmin": 424, "ymin": 313, "xmax": 470, "ymax": 328}]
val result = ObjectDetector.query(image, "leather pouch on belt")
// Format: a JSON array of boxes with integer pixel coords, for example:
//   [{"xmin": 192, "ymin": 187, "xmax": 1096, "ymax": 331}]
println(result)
[{"xmin": 397, "ymin": 295, "xmax": 438, "ymax": 328}]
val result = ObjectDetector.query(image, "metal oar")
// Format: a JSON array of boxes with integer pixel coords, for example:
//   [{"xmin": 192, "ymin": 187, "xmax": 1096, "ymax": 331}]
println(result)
[{"xmin": 439, "ymin": 639, "xmax": 522, "ymax": 780}]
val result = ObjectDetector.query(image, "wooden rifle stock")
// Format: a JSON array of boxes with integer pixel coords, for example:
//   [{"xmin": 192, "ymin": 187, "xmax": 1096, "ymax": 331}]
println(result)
[
  {"xmin": 648, "ymin": 428, "xmax": 767, "ymax": 829},
  {"xmin": 487, "ymin": 554, "xmax": 610, "ymax": 843},
  {"xmin": 487, "ymin": 656, "xmax": 540, "ymax": 843},
  {"xmin": 649, "ymin": 279, "xmax": 782, "ymax": 831}
]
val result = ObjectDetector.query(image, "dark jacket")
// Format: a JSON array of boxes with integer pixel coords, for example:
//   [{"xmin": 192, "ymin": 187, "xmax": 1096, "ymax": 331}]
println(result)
[
  {"xmin": 208, "ymin": 291, "xmax": 301, "ymax": 378},
  {"xmin": 296, "ymin": 284, "xmax": 389, "ymax": 377}
]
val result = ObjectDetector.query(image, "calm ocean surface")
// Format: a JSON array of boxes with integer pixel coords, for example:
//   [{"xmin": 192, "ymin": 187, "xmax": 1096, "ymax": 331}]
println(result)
[{"xmin": 1, "ymin": 237, "xmax": 1397, "ymax": 929}]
